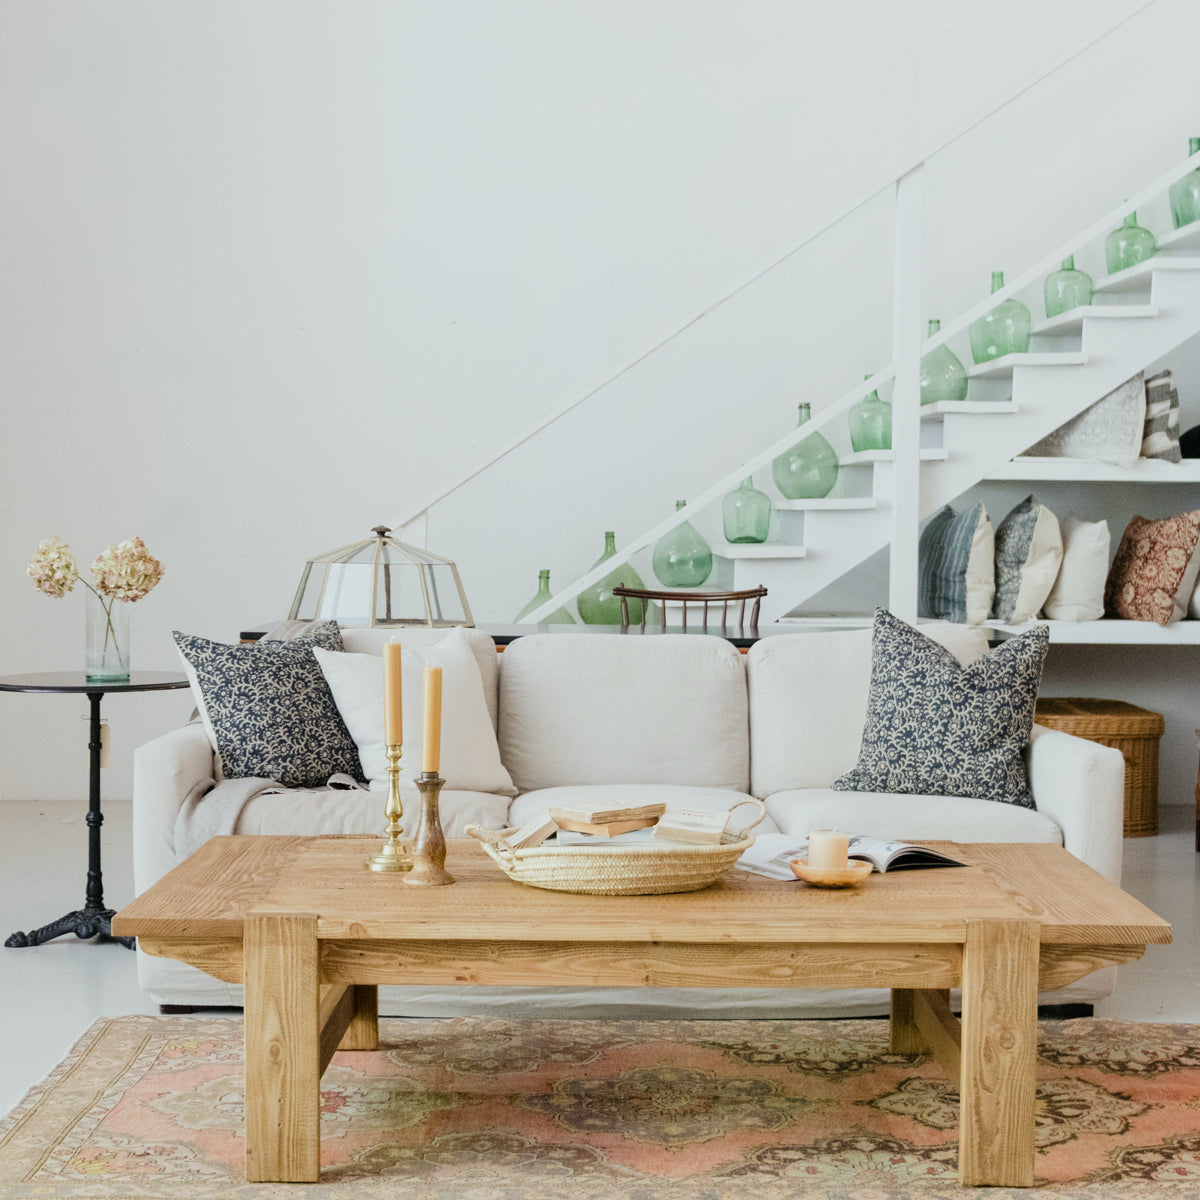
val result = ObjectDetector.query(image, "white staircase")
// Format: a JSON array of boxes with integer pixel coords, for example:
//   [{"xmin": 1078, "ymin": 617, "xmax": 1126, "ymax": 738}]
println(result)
[{"xmin": 518, "ymin": 164, "xmax": 1200, "ymax": 631}]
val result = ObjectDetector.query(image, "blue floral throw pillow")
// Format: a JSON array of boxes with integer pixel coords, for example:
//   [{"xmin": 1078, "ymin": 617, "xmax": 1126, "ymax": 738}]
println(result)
[
  {"xmin": 832, "ymin": 608, "xmax": 1049, "ymax": 808},
  {"xmin": 173, "ymin": 621, "xmax": 364, "ymax": 788}
]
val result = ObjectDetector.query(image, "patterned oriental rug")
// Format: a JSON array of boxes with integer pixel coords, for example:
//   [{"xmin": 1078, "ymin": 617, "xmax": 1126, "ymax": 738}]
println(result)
[{"xmin": 2, "ymin": 1016, "xmax": 1200, "ymax": 1200}]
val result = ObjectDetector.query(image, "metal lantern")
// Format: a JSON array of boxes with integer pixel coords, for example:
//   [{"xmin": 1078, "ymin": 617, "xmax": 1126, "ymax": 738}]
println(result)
[{"xmin": 288, "ymin": 526, "xmax": 474, "ymax": 628}]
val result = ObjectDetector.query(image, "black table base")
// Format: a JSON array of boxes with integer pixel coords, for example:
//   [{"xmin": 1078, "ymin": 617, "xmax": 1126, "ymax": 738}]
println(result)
[{"xmin": 6, "ymin": 906, "xmax": 133, "ymax": 949}]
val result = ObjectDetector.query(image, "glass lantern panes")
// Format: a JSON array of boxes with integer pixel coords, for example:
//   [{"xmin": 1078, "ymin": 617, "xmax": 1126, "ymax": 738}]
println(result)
[{"xmin": 289, "ymin": 527, "xmax": 473, "ymax": 628}]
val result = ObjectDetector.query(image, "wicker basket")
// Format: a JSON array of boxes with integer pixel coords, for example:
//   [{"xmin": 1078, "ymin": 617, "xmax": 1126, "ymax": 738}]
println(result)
[
  {"xmin": 465, "ymin": 802, "xmax": 765, "ymax": 895},
  {"xmin": 1035, "ymin": 698, "xmax": 1165, "ymax": 837}
]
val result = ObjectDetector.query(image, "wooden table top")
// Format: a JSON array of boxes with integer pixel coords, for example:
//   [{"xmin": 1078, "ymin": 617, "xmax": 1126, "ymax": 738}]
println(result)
[{"xmin": 112, "ymin": 836, "xmax": 1172, "ymax": 949}]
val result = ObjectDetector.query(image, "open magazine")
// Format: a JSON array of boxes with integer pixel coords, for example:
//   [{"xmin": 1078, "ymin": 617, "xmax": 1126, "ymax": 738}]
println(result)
[{"xmin": 736, "ymin": 833, "xmax": 966, "ymax": 880}]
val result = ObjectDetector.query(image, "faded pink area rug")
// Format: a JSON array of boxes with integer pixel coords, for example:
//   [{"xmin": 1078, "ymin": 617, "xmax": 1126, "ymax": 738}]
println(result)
[{"xmin": 2, "ymin": 1015, "xmax": 1200, "ymax": 1198}]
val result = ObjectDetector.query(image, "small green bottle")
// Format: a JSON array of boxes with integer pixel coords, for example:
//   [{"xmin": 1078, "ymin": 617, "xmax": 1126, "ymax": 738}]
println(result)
[
  {"xmin": 722, "ymin": 477, "xmax": 771, "ymax": 543},
  {"xmin": 576, "ymin": 531, "xmax": 647, "ymax": 625},
  {"xmin": 847, "ymin": 375, "xmax": 892, "ymax": 451},
  {"xmin": 652, "ymin": 501, "xmax": 713, "ymax": 587},
  {"xmin": 919, "ymin": 318, "xmax": 968, "ymax": 405},
  {"xmin": 1105, "ymin": 212, "xmax": 1156, "ymax": 274},
  {"xmin": 1169, "ymin": 138, "xmax": 1200, "ymax": 229},
  {"xmin": 772, "ymin": 403, "xmax": 839, "ymax": 498},
  {"xmin": 1043, "ymin": 255, "xmax": 1093, "ymax": 318},
  {"xmin": 513, "ymin": 569, "xmax": 576, "ymax": 623},
  {"xmin": 968, "ymin": 271, "xmax": 1031, "ymax": 364}
]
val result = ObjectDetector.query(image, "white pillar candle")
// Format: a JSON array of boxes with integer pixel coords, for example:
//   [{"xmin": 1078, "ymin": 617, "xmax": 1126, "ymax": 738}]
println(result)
[{"xmin": 807, "ymin": 829, "xmax": 849, "ymax": 870}]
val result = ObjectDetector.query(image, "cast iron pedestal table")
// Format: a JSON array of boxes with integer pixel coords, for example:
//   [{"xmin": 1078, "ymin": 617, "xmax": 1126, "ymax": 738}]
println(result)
[{"xmin": 0, "ymin": 670, "xmax": 189, "ymax": 949}]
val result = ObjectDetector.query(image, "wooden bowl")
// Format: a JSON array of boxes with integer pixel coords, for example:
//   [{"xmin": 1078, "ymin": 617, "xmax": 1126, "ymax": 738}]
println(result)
[{"xmin": 789, "ymin": 858, "xmax": 873, "ymax": 888}]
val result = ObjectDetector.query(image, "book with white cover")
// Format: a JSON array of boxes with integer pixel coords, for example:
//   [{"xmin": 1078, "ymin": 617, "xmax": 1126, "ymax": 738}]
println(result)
[{"xmin": 735, "ymin": 833, "xmax": 965, "ymax": 880}]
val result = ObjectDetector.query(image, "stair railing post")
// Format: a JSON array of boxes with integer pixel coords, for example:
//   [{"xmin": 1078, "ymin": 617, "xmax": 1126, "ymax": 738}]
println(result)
[{"xmin": 889, "ymin": 163, "xmax": 926, "ymax": 624}]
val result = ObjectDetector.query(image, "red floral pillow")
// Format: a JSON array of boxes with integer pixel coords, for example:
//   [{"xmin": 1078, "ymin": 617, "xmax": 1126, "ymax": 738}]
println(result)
[{"xmin": 1104, "ymin": 510, "xmax": 1200, "ymax": 625}]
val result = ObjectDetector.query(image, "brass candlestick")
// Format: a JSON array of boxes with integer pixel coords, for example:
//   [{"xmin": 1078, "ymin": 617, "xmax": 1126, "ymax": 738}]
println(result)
[
  {"xmin": 403, "ymin": 770, "xmax": 454, "ymax": 886},
  {"xmin": 366, "ymin": 744, "xmax": 412, "ymax": 872}
]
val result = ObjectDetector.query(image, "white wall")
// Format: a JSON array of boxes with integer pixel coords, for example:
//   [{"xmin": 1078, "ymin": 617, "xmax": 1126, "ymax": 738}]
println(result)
[{"xmin": 3, "ymin": 0, "xmax": 1200, "ymax": 812}]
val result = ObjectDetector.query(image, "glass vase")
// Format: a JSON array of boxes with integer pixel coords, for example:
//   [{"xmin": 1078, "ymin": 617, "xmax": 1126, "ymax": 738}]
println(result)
[
  {"xmin": 919, "ymin": 318, "xmax": 968, "ymax": 405},
  {"xmin": 847, "ymin": 375, "xmax": 892, "ymax": 451},
  {"xmin": 1170, "ymin": 138, "xmax": 1200, "ymax": 229},
  {"xmin": 722, "ymin": 477, "xmax": 771, "ymax": 543},
  {"xmin": 85, "ymin": 590, "xmax": 130, "ymax": 681},
  {"xmin": 772, "ymin": 403, "xmax": 839, "ymax": 498},
  {"xmin": 514, "ymin": 569, "xmax": 576, "ymax": 623},
  {"xmin": 652, "ymin": 501, "xmax": 712, "ymax": 587},
  {"xmin": 1043, "ymin": 255, "xmax": 1093, "ymax": 317},
  {"xmin": 576, "ymin": 531, "xmax": 647, "ymax": 625},
  {"xmin": 968, "ymin": 270, "xmax": 1031, "ymax": 364},
  {"xmin": 1105, "ymin": 212, "xmax": 1156, "ymax": 274}
]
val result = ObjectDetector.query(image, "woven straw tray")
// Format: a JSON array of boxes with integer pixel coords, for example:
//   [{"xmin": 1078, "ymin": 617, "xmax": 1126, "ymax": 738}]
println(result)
[{"xmin": 465, "ymin": 804, "xmax": 763, "ymax": 896}]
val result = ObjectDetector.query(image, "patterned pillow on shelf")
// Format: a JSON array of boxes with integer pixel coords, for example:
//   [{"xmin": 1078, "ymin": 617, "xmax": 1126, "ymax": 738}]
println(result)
[
  {"xmin": 833, "ymin": 608, "xmax": 1049, "ymax": 808},
  {"xmin": 1141, "ymin": 370, "xmax": 1182, "ymax": 464},
  {"xmin": 173, "ymin": 620, "xmax": 364, "ymax": 788},
  {"xmin": 917, "ymin": 502, "xmax": 994, "ymax": 625},
  {"xmin": 1104, "ymin": 510, "xmax": 1200, "ymax": 626},
  {"xmin": 991, "ymin": 495, "xmax": 1063, "ymax": 623},
  {"xmin": 1024, "ymin": 372, "xmax": 1145, "ymax": 466}
]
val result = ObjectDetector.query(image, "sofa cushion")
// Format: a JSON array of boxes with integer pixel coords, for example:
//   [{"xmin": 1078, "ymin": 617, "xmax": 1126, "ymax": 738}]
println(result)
[
  {"xmin": 230, "ymin": 783, "xmax": 510, "ymax": 840},
  {"xmin": 499, "ymin": 635, "xmax": 749, "ymax": 792},
  {"xmin": 508, "ymin": 784, "xmax": 777, "ymax": 835},
  {"xmin": 341, "ymin": 626, "xmax": 500, "ymax": 731},
  {"xmin": 314, "ymin": 628, "xmax": 515, "ymax": 796},
  {"xmin": 765, "ymin": 788, "xmax": 1063, "ymax": 845},
  {"xmin": 746, "ymin": 621, "xmax": 989, "ymax": 797},
  {"xmin": 833, "ymin": 610, "xmax": 1049, "ymax": 808},
  {"xmin": 172, "ymin": 621, "xmax": 363, "ymax": 788}
]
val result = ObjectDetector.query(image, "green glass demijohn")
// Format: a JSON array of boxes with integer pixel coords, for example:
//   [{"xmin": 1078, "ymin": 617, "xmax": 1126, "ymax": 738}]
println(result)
[
  {"xmin": 722, "ymin": 476, "xmax": 771, "ymax": 544},
  {"xmin": 1169, "ymin": 138, "xmax": 1200, "ymax": 229},
  {"xmin": 847, "ymin": 374, "xmax": 891, "ymax": 451},
  {"xmin": 1043, "ymin": 255, "xmax": 1093, "ymax": 317},
  {"xmin": 513, "ymin": 569, "xmax": 576, "ymax": 623},
  {"xmin": 576, "ymin": 530, "xmax": 647, "ymax": 624},
  {"xmin": 919, "ymin": 318, "xmax": 968, "ymax": 405},
  {"xmin": 1105, "ymin": 212, "xmax": 1156, "ymax": 274},
  {"xmin": 772, "ymin": 402, "xmax": 839, "ymax": 498},
  {"xmin": 652, "ymin": 501, "xmax": 713, "ymax": 587},
  {"xmin": 968, "ymin": 271, "xmax": 1031, "ymax": 364}
]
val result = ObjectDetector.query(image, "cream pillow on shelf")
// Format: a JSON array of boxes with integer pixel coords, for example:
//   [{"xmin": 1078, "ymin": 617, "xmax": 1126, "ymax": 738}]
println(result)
[
  {"xmin": 1043, "ymin": 515, "xmax": 1110, "ymax": 622},
  {"xmin": 313, "ymin": 628, "xmax": 515, "ymax": 796}
]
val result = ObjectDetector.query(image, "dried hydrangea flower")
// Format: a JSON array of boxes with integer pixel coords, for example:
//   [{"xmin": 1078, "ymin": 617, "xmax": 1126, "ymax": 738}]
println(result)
[
  {"xmin": 90, "ymin": 536, "xmax": 165, "ymax": 602},
  {"xmin": 27, "ymin": 536, "xmax": 79, "ymax": 599}
]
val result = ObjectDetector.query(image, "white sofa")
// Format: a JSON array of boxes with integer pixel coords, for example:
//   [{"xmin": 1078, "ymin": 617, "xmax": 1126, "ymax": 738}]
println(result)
[{"xmin": 133, "ymin": 623, "xmax": 1126, "ymax": 1016}]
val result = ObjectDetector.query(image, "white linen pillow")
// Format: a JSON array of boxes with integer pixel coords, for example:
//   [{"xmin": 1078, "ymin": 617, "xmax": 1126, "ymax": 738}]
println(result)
[
  {"xmin": 313, "ymin": 628, "xmax": 515, "ymax": 796},
  {"xmin": 1043, "ymin": 515, "xmax": 1110, "ymax": 622}
]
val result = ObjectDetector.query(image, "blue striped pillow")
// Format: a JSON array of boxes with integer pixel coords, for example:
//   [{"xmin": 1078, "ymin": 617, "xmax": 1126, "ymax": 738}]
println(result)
[{"xmin": 918, "ymin": 503, "xmax": 995, "ymax": 624}]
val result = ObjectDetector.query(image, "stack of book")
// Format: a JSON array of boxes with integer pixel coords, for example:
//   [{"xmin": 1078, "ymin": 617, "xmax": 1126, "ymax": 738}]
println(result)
[{"xmin": 503, "ymin": 801, "xmax": 667, "ymax": 849}]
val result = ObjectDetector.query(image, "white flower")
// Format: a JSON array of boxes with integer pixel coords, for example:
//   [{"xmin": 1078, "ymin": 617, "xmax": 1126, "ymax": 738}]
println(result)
[
  {"xmin": 90, "ymin": 536, "xmax": 165, "ymax": 603},
  {"xmin": 27, "ymin": 536, "xmax": 79, "ymax": 599}
]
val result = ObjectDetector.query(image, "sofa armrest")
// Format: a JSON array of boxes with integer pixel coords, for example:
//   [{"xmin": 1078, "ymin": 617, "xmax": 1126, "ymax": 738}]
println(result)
[
  {"xmin": 1026, "ymin": 724, "xmax": 1124, "ymax": 884},
  {"xmin": 132, "ymin": 722, "xmax": 215, "ymax": 894}
]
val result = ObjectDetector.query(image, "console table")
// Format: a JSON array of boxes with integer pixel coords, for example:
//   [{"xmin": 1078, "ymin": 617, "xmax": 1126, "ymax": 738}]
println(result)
[{"xmin": 0, "ymin": 670, "xmax": 189, "ymax": 949}]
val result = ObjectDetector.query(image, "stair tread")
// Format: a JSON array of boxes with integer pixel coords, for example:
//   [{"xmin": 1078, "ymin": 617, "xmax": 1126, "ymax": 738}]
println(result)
[
  {"xmin": 987, "ymin": 457, "xmax": 1200, "ymax": 482},
  {"xmin": 1156, "ymin": 223, "xmax": 1200, "ymax": 252},
  {"xmin": 1093, "ymin": 255, "xmax": 1200, "ymax": 294},
  {"xmin": 966, "ymin": 352, "xmax": 1087, "ymax": 379},
  {"xmin": 839, "ymin": 449, "xmax": 947, "ymax": 465},
  {"xmin": 713, "ymin": 544, "xmax": 807, "ymax": 559},
  {"xmin": 1030, "ymin": 305, "xmax": 1158, "ymax": 336},
  {"xmin": 773, "ymin": 498, "xmax": 876, "ymax": 510},
  {"xmin": 921, "ymin": 400, "xmax": 1018, "ymax": 418}
]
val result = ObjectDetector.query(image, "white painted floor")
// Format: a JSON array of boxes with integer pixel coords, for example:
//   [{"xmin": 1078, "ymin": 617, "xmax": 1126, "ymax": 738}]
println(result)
[{"xmin": 0, "ymin": 799, "xmax": 1197, "ymax": 1119}]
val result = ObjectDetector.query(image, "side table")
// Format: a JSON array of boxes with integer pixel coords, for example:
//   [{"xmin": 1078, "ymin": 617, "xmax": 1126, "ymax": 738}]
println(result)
[{"xmin": 0, "ymin": 670, "xmax": 190, "ymax": 948}]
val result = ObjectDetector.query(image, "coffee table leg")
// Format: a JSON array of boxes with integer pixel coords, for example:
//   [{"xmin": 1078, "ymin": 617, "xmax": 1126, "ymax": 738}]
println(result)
[
  {"xmin": 958, "ymin": 918, "xmax": 1039, "ymax": 1187},
  {"xmin": 340, "ymin": 985, "xmax": 379, "ymax": 1051},
  {"xmin": 244, "ymin": 913, "xmax": 321, "ymax": 1183}
]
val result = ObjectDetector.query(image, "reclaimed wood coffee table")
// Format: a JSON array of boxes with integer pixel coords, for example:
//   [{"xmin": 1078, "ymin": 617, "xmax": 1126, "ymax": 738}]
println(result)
[{"xmin": 112, "ymin": 836, "xmax": 1170, "ymax": 1187}]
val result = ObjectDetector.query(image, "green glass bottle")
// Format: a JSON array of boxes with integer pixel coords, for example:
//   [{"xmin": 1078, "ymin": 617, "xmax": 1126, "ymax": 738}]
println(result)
[
  {"xmin": 576, "ymin": 531, "xmax": 647, "ymax": 624},
  {"xmin": 847, "ymin": 374, "xmax": 892, "ymax": 451},
  {"xmin": 514, "ymin": 569, "xmax": 576, "ymax": 623},
  {"xmin": 1043, "ymin": 255, "xmax": 1093, "ymax": 318},
  {"xmin": 968, "ymin": 271, "xmax": 1031, "ymax": 364},
  {"xmin": 1105, "ymin": 212, "xmax": 1156, "ymax": 274},
  {"xmin": 1169, "ymin": 138, "xmax": 1200, "ymax": 229},
  {"xmin": 722, "ymin": 477, "xmax": 771, "ymax": 543},
  {"xmin": 772, "ymin": 402, "xmax": 839, "ymax": 498},
  {"xmin": 919, "ymin": 318, "xmax": 968, "ymax": 405},
  {"xmin": 652, "ymin": 501, "xmax": 713, "ymax": 587}
]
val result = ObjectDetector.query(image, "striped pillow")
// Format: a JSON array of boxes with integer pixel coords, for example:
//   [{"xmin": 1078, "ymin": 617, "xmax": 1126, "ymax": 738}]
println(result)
[{"xmin": 918, "ymin": 503, "xmax": 995, "ymax": 625}]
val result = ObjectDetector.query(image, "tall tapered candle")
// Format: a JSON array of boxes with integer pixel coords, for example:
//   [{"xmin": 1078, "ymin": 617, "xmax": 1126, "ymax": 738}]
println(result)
[
  {"xmin": 422, "ymin": 665, "xmax": 443, "ymax": 772},
  {"xmin": 383, "ymin": 643, "xmax": 403, "ymax": 746}
]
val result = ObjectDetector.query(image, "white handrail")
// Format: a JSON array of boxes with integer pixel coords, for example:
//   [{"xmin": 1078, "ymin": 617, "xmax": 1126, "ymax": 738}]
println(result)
[{"xmin": 392, "ymin": 0, "xmax": 1159, "ymax": 542}]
